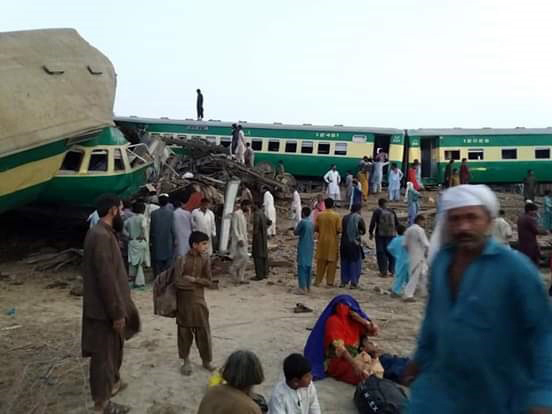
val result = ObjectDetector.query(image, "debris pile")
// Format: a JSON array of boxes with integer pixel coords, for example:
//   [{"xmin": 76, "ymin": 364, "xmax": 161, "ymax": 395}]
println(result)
[{"xmin": 157, "ymin": 136, "xmax": 294, "ymax": 202}]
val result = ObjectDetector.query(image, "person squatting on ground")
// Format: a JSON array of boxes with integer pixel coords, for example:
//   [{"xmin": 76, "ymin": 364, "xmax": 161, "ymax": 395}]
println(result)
[
  {"xmin": 82, "ymin": 194, "xmax": 140, "ymax": 414},
  {"xmin": 174, "ymin": 231, "xmax": 215, "ymax": 376}
]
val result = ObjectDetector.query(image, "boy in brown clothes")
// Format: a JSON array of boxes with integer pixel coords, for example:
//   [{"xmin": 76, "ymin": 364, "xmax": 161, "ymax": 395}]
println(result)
[{"xmin": 174, "ymin": 230, "xmax": 215, "ymax": 376}]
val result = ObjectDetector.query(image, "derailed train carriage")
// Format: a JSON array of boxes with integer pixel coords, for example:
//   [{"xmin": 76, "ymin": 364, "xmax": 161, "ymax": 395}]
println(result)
[
  {"xmin": 116, "ymin": 116, "xmax": 552, "ymax": 187},
  {"xmin": 115, "ymin": 116, "xmax": 406, "ymax": 178},
  {"xmin": 407, "ymin": 128, "xmax": 552, "ymax": 186}
]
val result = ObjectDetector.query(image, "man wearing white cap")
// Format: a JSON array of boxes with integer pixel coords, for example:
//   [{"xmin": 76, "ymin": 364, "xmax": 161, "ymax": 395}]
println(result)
[{"xmin": 404, "ymin": 184, "xmax": 552, "ymax": 414}]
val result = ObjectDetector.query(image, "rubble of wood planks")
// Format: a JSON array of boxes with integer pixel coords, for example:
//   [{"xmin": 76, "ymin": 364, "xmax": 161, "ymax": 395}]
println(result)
[{"xmin": 157, "ymin": 136, "xmax": 294, "ymax": 203}]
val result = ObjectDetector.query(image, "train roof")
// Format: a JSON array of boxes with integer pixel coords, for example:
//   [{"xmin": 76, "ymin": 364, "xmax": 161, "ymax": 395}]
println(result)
[
  {"xmin": 407, "ymin": 127, "xmax": 552, "ymax": 136},
  {"xmin": 114, "ymin": 116, "xmax": 404, "ymax": 135}
]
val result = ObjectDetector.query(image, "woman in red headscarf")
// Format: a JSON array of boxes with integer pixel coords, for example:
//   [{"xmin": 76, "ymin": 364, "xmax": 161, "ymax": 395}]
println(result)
[{"xmin": 324, "ymin": 303, "xmax": 379, "ymax": 384}]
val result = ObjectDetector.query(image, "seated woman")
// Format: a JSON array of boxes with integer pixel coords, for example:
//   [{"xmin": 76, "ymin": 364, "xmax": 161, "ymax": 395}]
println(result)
[
  {"xmin": 198, "ymin": 350, "xmax": 265, "ymax": 414},
  {"xmin": 304, "ymin": 294, "xmax": 379, "ymax": 385}
]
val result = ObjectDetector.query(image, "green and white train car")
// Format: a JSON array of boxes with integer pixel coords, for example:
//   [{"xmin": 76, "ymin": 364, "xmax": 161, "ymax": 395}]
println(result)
[
  {"xmin": 407, "ymin": 128, "xmax": 552, "ymax": 185},
  {"xmin": 115, "ymin": 117, "xmax": 405, "ymax": 178}
]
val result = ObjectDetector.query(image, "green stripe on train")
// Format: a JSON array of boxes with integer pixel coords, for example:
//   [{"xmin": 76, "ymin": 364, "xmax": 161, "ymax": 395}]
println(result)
[{"xmin": 0, "ymin": 141, "xmax": 66, "ymax": 172}]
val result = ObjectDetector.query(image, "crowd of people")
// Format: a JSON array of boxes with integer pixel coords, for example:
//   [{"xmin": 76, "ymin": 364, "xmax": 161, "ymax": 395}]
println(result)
[{"xmin": 80, "ymin": 148, "xmax": 552, "ymax": 413}]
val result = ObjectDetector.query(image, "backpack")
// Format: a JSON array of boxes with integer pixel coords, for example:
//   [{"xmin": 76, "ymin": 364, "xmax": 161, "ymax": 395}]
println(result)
[
  {"xmin": 354, "ymin": 375, "xmax": 407, "ymax": 414},
  {"xmin": 377, "ymin": 208, "xmax": 396, "ymax": 237}
]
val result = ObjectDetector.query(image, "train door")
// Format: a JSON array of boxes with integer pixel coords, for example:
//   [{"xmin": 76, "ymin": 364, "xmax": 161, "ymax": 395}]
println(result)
[
  {"xmin": 373, "ymin": 134, "xmax": 390, "ymax": 158},
  {"xmin": 420, "ymin": 137, "xmax": 438, "ymax": 178}
]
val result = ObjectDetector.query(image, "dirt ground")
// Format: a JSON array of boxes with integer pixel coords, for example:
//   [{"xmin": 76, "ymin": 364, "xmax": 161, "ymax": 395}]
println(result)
[{"xmin": 0, "ymin": 190, "xmax": 547, "ymax": 414}]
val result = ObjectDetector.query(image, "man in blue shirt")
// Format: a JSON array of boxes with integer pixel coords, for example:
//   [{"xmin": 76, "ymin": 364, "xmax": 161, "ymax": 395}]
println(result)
[{"xmin": 405, "ymin": 184, "xmax": 552, "ymax": 414}]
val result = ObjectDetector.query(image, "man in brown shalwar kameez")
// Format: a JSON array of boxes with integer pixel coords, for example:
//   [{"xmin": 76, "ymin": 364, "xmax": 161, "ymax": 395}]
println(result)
[
  {"xmin": 174, "ymin": 230, "xmax": 216, "ymax": 376},
  {"xmin": 251, "ymin": 201, "xmax": 271, "ymax": 281},
  {"xmin": 81, "ymin": 194, "xmax": 140, "ymax": 414}
]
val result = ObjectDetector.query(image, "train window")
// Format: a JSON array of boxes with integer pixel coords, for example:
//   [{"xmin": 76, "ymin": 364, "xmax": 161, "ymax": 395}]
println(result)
[
  {"xmin": 252, "ymin": 139, "xmax": 263, "ymax": 151},
  {"xmin": 114, "ymin": 149, "xmax": 125, "ymax": 171},
  {"xmin": 318, "ymin": 142, "xmax": 330, "ymax": 155},
  {"xmin": 60, "ymin": 150, "xmax": 84, "ymax": 172},
  {"xmin": 335, "ymin": 142, "xmax": 347, "ymax": 156},
  {"xmin": 468, "ymin": 149, "xmax": 484, "ymax": 160},
  {"xmin": 88, "ymin": 150, "xmax": 108, "ymax": 172},
  {"xmin": 177, "ymin": 134, "xmax": 188, "ymax": 140},
  {"xmin": 444, "ymin": 150, "xmax": 460, "ymax": 160},
  {"xmin": 268, "ymin": 140, "xmax": 280, "ymax": 152},
  {"xmin": 301, "ymin": 141, "xmax": 313, "ymax": 154},
  {"xmin": 501, "ymin": 149, "xmax": 517, "ymax": 160},
  {"xmin": 535, "ymin": 148, "xmax": 550, "ymax": 159},
  {"xmin": 220, "ymin": 137, "xmax": 231, "ymax": 148},
  {"xmin": 285, "ymin": 140, "xmax": 297, "ymax": 153}
]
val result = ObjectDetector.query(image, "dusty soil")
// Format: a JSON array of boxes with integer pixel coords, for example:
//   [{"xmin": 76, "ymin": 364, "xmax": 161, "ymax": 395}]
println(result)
[{"xmin": 0, "ymin": 190, "xmax": 546, "ymax": 414}]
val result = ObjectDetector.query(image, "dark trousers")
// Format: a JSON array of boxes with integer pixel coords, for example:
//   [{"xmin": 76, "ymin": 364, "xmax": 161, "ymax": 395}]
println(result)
[
  {"xmin": 375, "ymin": 235, "xmax": 395, "ymax": 275},
  {"xmin": 254, "ymin": 256, "xmax": 269, "ymax": 279},
  {"xmin": 82, "ymin": 318, "xmax": 123, "ymax": 403},
  {"xmin": 152, "ymin": 259, "xmax": 172, "ymax": 277},
  {"xmin": 197, "ymin": 107, "xmax": 204, "ymax": 119},
  {"xmin": 177, "ymin": 324, "xmax": 212, "ymax": 363},
  {"xmin": 341, "ymin": 258, "xmax": 362, "ymax": 286}
]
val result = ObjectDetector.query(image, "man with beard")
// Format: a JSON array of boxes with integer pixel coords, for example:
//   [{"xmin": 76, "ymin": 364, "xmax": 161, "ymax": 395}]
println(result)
[
  {"xmin": 404, "ymin": 185, "xmax": 552, "ymax": 414},
  {"xmin": 82, "ymin": 194, "xmax": 140, "ymax": 414}
]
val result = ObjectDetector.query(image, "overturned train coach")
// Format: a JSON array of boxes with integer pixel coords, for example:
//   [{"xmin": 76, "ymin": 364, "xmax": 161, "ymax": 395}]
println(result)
[{"xmin": 116, "ymin": 117, "xmax": 552, "ymax": 186}]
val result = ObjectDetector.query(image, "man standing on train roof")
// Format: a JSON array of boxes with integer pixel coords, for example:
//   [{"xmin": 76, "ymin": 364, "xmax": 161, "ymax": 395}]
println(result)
[
  {"xmin": 460, "ymin": 158, "xmax": 470, "ymax": 184},
  {"xmin": 196, "ymin": 89, "xmax": 204, "ymax": 120},
  {"xmin": 404, "ymin": 184, "xmax": 552, "ymax": 414},
  {"xmin": 231, "ymin": 124, "xmax": 239, "ymax": 155},
  {"xmin": 524, "ymin": 169, "xmax": 537, "ymax": 202},
  {"xmin": 443, "ymin": 159, "xmax": 454, "ymax": 188},
  {"xmin": 323, "ymin": 165, "xmax": 341, "ymax": 205}
]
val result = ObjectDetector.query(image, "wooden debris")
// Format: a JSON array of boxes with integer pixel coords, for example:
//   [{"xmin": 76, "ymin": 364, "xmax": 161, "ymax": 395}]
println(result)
[{"xmin": 25, "ymin": 248, "xmax": 83, "ymax": 272}]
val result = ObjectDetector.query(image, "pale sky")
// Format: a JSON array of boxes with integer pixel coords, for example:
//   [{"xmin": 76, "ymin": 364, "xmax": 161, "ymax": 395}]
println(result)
[{"xmin": 5, "ymin": 0, "xmax": 552, "ymax": 128}]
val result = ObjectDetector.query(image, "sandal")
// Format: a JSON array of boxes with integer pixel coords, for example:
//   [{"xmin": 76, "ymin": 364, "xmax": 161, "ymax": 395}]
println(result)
[
  {"xmin": 294, "ymin": 303, "xmax": 313, "ymax": 313},
  {"xmin": 103, "ymin": 401, "xmax": 131, "ymax": 414},
  {"xmin": 111, "ymin": 381, "xmax": 128, "ymax": 397}
]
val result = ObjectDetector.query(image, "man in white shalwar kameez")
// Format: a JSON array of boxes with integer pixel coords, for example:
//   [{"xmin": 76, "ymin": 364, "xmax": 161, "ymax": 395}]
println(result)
[
  {"xmin": 235, "ymin": 126, "xmax": 246, "ymax": 164},
  {"xmin": 192, "ymin": 198, "xmax": 217, "ymax": 255},
  {"xmin": 229, "ymin": 201, "xmax": 250, "ymax": 284},
  {"xmin": 174, "ymin": 203, "xmax": 193, "ymax": 257},
  {"xmin": 143, "ymin": 200, "xmax": 160, "ymax": 267},
  {"xmin": 263, "ymin": 188, "xmax": 277, "ymax": 237},
  {"xmin": 323, "ymin": 165, "xmax": 341, "ymax": 204},
  {"xmin": 291, "ymin": 188, "xmax": 302, "ymax": 229},
  {"xmin": 403, "ymin": 214, "xmax": 430, "ymax": 301},
  {"xmin": 123, "ymin": 202, "xmax": 149, "ymax": 288}
]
